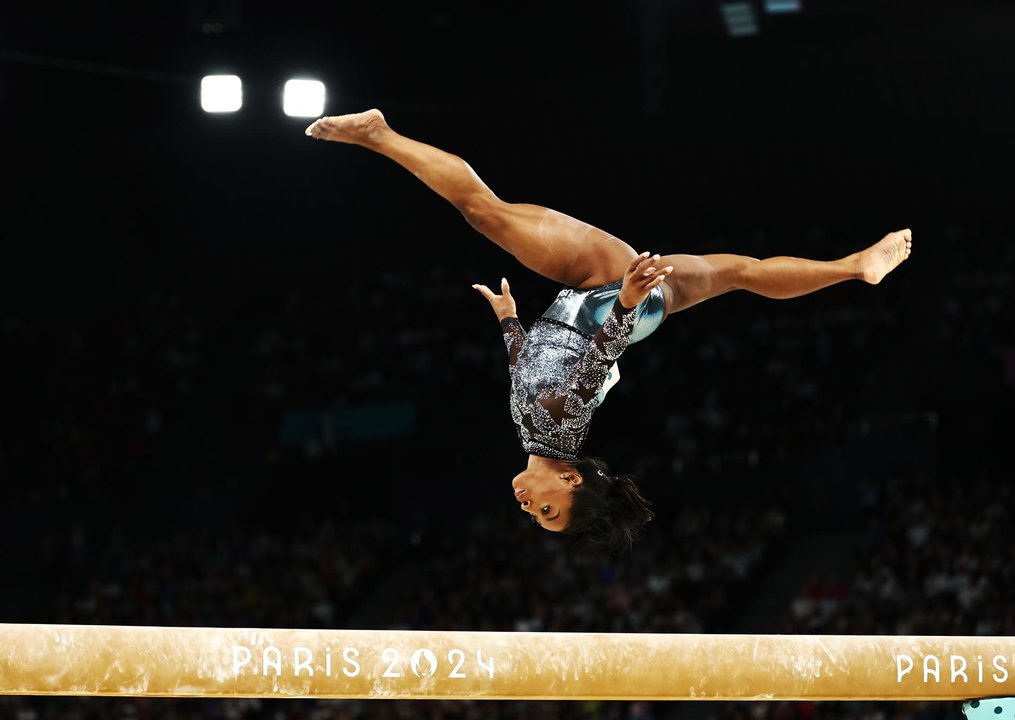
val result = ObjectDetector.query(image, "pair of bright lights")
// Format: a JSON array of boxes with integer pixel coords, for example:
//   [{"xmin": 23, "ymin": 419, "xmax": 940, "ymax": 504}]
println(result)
[{"xmin": 200, "ymin": 75, "xmax": 325, "ymax": 117}]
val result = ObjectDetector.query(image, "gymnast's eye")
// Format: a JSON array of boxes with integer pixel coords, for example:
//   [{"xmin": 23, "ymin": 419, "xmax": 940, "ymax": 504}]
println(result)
[
  {"xmin": 541, "ymin": 505, "xmax": 551, "ymax": 515},
  {"xmin": 529, "ymin": 514, "xmax": 538, "ymax": 524}
]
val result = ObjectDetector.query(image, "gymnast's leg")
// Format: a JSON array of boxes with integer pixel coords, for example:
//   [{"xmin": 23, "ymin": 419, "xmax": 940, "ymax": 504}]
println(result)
[
  {"xmin": 658, "ymin": 229, "xmax": 913, "ymax": 314},
  {"xmin": 305, "ymin": 109, "xmax": 637, "ymax": 289}
]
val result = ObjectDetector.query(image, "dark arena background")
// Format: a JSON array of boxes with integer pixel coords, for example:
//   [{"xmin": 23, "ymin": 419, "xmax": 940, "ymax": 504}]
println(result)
[{"xmin": 2, "ymin": 0, "xmax": 1014, "ymax": 718}]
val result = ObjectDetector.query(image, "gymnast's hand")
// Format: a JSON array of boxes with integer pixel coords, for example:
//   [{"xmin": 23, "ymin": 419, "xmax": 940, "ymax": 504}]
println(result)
[
  {"xmin": 472, "ymin": 278, "xmax": 518, "ymax": 322},
  {"xmin": 619, "ymin": 252, "xmax": 674, "ymax": 309}
]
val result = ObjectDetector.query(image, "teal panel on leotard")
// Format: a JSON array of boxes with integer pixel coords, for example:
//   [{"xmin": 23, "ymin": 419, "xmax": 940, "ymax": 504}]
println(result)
[{"xmin": 540, "ymin": 280, "xmax": 666, "ymax": 345}]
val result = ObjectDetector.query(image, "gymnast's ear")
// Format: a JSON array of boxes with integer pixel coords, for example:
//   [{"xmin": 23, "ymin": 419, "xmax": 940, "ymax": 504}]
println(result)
[{"xmin": 560, "ymin": 471, "xmax": 584, "ymax": 487}]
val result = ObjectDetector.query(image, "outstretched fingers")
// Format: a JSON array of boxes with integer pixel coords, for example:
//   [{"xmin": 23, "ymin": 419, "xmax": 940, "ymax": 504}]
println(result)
[
  {"xmin": 628, "ymin": 251, "xmax": 672, "ymax": 288},
  {"xmin": 619, "ymin": 251, "xmax": 673, "ymax": 308},
  {"xmin": 473, "ymin": 278, "xmax": 518, "ymax": 321},
  {"xmin": 645, "ymin": 267, "xmax": 673, "ymax": 289},
  {"xmin": 626, "ymin": 252, "xmax": 652, "ymax": 277},
  {"xmin": 472, "ymin": 283, "xmax": 497, "ymax": 302},
  {"xmin": 472, "ymin": 277, "xmax": 513, "ymax": 301}
]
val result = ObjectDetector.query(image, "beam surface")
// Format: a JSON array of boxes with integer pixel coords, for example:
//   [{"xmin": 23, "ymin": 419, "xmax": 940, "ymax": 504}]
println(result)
[{"xmin": 1, "ymin": 624, "xmax": 1013, "ymax": 700}]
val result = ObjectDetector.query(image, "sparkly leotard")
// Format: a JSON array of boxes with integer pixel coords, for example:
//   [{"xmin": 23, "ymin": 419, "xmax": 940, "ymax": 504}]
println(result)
[{"xmin": 501, "ymin": 280, "xmax": 666, "ymax": 461}]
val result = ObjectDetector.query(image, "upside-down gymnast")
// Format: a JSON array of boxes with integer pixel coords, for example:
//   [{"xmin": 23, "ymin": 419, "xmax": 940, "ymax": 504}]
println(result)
[{"xmin": 304, "ymin": 109, "xmax": 912, "ymax": 551}]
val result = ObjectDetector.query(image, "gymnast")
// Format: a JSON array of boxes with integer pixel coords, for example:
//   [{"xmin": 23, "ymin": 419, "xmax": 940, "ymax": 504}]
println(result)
[{"xmin": 304, "ymin": 109, "xmax": 912, "ymax": 551}]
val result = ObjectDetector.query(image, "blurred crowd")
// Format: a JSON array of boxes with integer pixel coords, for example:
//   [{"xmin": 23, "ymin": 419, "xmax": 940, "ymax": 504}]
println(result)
[{"xmin": 780, "ymin": 475, "xmax": 1014, "ymax": 637}]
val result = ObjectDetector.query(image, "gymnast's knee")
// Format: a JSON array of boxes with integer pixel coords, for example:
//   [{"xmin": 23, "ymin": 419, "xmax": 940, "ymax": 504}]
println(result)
[
  {"xmin": 460, "ymin": 193, "xmax": 506, "ymax": 233},
  {"xmin": 728, "ymin": 256, "xmax": 760, "ymax": 291}
]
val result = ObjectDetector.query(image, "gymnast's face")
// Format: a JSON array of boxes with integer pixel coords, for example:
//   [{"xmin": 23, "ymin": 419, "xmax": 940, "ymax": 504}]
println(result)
[{"xmin": 511, "ymin": 466, "xmax": 583, "ymax": 532}]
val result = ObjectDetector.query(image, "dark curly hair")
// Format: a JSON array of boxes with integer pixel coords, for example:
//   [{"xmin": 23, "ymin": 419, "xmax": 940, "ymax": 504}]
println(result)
[{"xmin": 561, "ymin": 456, "xmax": 654, "ymax": 553}]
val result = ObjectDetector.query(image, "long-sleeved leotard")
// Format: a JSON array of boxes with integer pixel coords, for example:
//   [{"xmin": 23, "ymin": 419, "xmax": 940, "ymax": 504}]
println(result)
[{"xmin": 501, "ymin": 299, "xmax": 638, "ymax": 461}]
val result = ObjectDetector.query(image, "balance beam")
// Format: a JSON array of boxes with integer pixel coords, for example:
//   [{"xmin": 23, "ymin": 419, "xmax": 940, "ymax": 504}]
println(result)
[{"xmin": 1, "ymin": 624, "xmax": 1012, "ymax": 700}]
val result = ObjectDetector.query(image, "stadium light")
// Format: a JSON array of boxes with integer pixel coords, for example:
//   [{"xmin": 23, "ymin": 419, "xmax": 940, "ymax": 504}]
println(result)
[
  {"xmin": 721, "ymin": 2, "xmax": 759, "ymax": 37},
  {"xmin": 283, "ymin": 79, "xmax": 325, "ymax": 117},
  {"xmin": 200, "ymin": 74, "xmax": 242, "ymax": 113}
]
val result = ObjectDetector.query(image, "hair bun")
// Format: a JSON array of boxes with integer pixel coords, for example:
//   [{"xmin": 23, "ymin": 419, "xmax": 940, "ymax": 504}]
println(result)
[{"xmin": 565, "ymin": 456, "xmax": 654, "ymax": 554}]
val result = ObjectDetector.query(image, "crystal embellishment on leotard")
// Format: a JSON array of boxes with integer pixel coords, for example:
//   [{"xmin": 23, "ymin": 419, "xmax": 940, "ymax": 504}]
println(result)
[{"xmin": 501, "ymin": 299, "xmax": 639, "ymax": 461}]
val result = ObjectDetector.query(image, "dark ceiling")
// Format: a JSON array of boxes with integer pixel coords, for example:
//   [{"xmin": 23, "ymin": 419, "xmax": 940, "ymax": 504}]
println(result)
[{"xmin": 2, "ymin": 0, "xmax": 1013, "ymax": 302}]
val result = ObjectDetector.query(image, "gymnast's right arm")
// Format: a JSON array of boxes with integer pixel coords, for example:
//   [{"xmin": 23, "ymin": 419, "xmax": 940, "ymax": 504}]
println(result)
[
  {"xmin": 472, "ymin": 277, "xmax": 524, "ymax": 365},
  {"xmin": 499, "ymin": 316, "xmax": 526, "ymax": 368}
]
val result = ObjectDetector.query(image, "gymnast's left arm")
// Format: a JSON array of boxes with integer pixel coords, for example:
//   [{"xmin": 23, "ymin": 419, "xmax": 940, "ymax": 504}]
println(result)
[
  {"xmin": 565, "ymin": 252, "xmax": 673, "ymax": 403},
  {"xmin": 564, "ymin": 300, "xmax": 638, "ymax": 403}
]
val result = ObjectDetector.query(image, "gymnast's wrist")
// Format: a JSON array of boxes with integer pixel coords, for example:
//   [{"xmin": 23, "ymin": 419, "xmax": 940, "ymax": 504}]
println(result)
[{"xmin": 616, "ymin": 293, "xmax": 640, "ymax": 311}]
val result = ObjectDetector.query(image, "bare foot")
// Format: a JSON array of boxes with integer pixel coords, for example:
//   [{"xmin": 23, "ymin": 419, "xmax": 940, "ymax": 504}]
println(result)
[
  {"xmin": 304, "ymin": 108, "xmax": 388, "ymax": 145},
  {"xmin": 857, "ymin": 229, "xmax": 913, "ymax": 284}
]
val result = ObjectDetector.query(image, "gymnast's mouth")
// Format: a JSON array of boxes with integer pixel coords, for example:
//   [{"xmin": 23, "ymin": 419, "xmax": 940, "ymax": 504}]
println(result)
[{"xmin": 514, "ymin": 488, "xmax": 526, "ymax": 500}]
